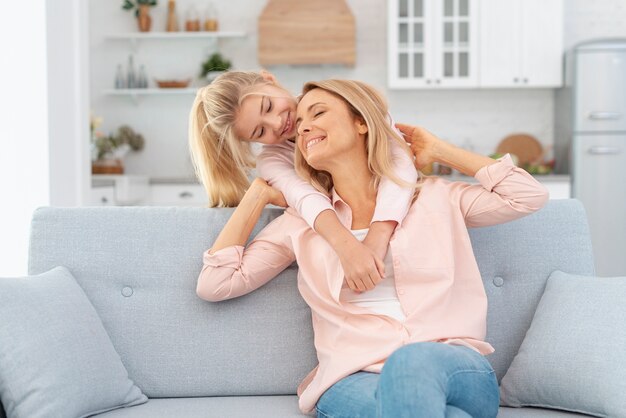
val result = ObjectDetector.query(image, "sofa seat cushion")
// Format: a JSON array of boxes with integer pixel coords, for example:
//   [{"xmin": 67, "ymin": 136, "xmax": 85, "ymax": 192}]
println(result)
[
  {"xmin": 93, "ymin": 398, "xmax": 594, "ymax": 418},
  {"xmin": 497, "ymin": 407, "xmax": 594, "ymax": 417},
  {"xmin": 94, "ymin": 396, "xmax": 303, "ymax": 418}
]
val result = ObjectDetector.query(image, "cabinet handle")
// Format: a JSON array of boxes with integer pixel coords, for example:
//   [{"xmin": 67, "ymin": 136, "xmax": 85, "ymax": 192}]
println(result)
[
  {"xmin": 435, "ymin": 79, "xmax": 441, "ymax": 84},
  {"xmin": 513, "ymin": 77, "xmax": 519, "ymax": 83},
  {"xmin": 179, "ymin": 191, "xmax": 193, "ymax": 198},
  {"xmin": 426, "ymin": 79, "xmax": 432, "ymax": 84},
  {"xmin": 101, "ymin": 197, "xmax": 108, "ymax": 204},
  {"xmin": 523, "ymin": 78, "xmax": 528, "ymax": 83},
  {"xmin": 588, "ymin": 112, "xmax": 622, "ymax": 120},
  {"xmin": 588, "ymin": 146, "xmax": 622, "ymax": 155}
]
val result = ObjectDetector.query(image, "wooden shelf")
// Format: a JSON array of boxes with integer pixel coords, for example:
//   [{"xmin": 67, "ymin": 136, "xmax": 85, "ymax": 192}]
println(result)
[
  {"xmin": 105, "ymin": 31, "xmax": 246, "ymax": 40},
  {"xmin": 104, "ymin": 88, "xmax": 198, "ymax": 95}
]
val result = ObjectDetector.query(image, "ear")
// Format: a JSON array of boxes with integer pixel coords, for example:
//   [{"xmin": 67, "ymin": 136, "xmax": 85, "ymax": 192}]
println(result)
[
  {"xmin": 355, "ymin": 118, "xmax": 368, "ymax": 135},
  {"xmin": 259, "ymin": 69, "xmax": 278, "ymax": 84}
]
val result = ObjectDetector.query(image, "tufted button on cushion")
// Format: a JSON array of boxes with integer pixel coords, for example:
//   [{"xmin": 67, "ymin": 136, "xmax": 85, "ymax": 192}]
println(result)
[
  {"xmin": 493, "ymin": 277, "xmax": 504, "ymax": 287},
  {"xmin": 121, "ymin": 286, "xmax": 134, "ymax": 297}
]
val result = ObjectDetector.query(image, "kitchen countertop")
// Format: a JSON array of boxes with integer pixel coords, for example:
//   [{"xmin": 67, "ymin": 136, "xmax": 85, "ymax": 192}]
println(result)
[{"xmin": 93, "ymin": 174, "xmax": 570, "ymax": 188}]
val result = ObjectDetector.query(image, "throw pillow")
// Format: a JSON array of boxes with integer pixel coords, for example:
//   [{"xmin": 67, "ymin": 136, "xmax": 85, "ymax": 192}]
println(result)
[
  {"xmin": 500, "ymin": 270, "xmax": 626, "ymax": 417},
  {"xmin": 0, "ymin": 266, "xmax": 147, "ymax": 418}
]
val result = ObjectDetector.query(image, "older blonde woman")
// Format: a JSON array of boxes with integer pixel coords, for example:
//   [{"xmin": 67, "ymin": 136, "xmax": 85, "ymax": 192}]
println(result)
[{"xmin": 196, "ymin": 79, "xmax": 548, "ymax": 417}]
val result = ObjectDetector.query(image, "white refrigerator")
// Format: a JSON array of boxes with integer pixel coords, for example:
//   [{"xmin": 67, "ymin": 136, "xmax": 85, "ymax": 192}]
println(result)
[{"xmin": 571, "ymin": 39, "xmax": 626, "ymax": 276}]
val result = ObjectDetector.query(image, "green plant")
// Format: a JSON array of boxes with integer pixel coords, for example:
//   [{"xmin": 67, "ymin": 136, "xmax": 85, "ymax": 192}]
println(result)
[
  {"xmin": 122, "ymin": 0, "xmax": 157, "ymax": 17},
  {"xmin": 200, "ymin": 53, "xmax": 232, "ymax": 78},
  {"xmin": 95, "ymin": 125, "xmax": 145, "ymax": 160}
]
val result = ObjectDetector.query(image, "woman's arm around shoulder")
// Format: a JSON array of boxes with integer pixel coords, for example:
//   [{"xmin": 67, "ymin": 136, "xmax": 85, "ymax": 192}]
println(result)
[
  {"xmin": 396, "ymin": 123, "xmax": 549, "ymax": 228},
  {"xmin": 197, "ymin": 178, "xmax": 296, "ymax": 302},
  {"xmin": 258, "ymin": 143, "xmax": 386, "ymax": 293}
]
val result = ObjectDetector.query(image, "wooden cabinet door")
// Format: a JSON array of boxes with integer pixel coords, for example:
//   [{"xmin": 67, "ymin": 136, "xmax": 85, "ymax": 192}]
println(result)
[
  {"xmin": 479, "ymin": 0, "xmax": 520, "ymax": 87},
  {"xmin": 389, "ymin": 0, "xmax": 478, "ymax": 89},
  {"xmin": 521, "ymin": 0, "xmax": 563, "ymax": 87},
  {"xmin": 432, "ymin": 0, "xmax": 479, "ymax": 87},
  {"xmin": 479, "ymin": 0, "xmax": 562, "ymax": 88},
  {"xmin": 388, "ymin": 0, "xmax": 433, "ymax": 88}
]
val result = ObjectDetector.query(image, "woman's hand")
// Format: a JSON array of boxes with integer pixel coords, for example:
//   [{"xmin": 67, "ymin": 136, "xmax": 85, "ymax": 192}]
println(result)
[
  {"xmin": 250, "ymin": 178, "xmax": 287, "ymax": 208},
  {"xmin": 336, "ymin": 239, "xmax": 385, "ymax": 293},
  {"xmin": 395, "ymin": 123, "xmax": 443, "ymax": 171},
  {"xmin": 396, "ymin": 123, "xmax": 497, "ymax": 177},
  {"xmin": 210, "ymin": 178, "xmax": 286, "ymax": 254}
]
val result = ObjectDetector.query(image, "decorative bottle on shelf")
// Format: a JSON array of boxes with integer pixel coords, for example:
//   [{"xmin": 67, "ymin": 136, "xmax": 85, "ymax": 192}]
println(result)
[
  {"xmin": 114, "ymin": 64, "xmax": 126, "ymax": 89},
  {"xmin": 166, "ymin": 0, "xmax": 179, "ymax": 32},
  {"xmin": 137, "ymin": 65, "xmax": 148, "ymax": 89},
  {"xmin": 126, "ymin": 55, "xmax": 136, "ymax": 89},
  {"xmin": 203, "ymin": 1, "xmax": 219, "ymax": 32},
  {"xmin": 185, "ymin": 4, "xmax": 201, "ymax": 31}
]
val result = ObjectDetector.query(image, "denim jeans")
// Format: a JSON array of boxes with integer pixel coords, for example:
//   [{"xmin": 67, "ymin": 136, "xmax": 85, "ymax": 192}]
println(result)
[{"xmin": 315, "ymin": 342, "xmax": 499, "ymax": 418}]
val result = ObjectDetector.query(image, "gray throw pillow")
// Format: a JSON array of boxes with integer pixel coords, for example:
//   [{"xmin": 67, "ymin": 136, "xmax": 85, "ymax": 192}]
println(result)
[
  {"xmin": 0, "ymin": 266, "xmax": 147, "ymax": 418},
  {"xmin": 500, "ymin": 270, "xmax": 626, "ymax": 417}
]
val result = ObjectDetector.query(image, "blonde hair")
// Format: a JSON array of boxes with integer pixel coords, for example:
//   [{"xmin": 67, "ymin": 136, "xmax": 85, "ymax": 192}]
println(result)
[
  {"xmin": 294, "ymin": 79, "xmax": 420, "ymax": 195},
  {"xmin": 188, "ymin": 71, "xmax": 270, "ymax": 207}
]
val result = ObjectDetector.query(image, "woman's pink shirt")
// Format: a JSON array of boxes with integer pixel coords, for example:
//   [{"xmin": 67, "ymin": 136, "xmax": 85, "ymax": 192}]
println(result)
[{"xmin": 197, "ymin": 154, "xmax": 549, "ymax": 414}]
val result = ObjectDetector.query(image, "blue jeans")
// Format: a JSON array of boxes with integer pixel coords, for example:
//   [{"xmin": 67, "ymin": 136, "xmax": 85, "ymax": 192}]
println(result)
[{"xmin": 315, "ymin": 342, "xmax": 499, "ymax": 418}]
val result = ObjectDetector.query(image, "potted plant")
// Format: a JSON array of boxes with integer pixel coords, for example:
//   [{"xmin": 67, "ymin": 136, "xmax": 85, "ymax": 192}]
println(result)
[
  {"xmin": 122, "ymin": 0, "xmax": 158, "ymax": 32},
  {"xmin": 200, "ymin": 53, "xmax": 232, "ymax": 83},
  {"xmin": 92, "ymin": 125, "xmax": 146, "ymax": 175}
]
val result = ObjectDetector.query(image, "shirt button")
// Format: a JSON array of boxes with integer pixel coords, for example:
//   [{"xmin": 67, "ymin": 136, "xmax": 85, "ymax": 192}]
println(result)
[{"xmin": 121, "ymin": 286, "xmax": 134, "ymax": 297}]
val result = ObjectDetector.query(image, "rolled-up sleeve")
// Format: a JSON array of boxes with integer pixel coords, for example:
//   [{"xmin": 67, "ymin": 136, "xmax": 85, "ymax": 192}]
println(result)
[
  {"xmin": 450, "ymin": 154, "xmax": 549, "ymax": 228},
  {"xmin": 196, "ymin": 214, "xmax": 297, "ymax": 302},
  {"xmin": 257, "ymin": 143, "xmax": 334, "ymax": 230},
  {"xmin": 371, "ymin": 124, "xmax": 418, "ymax": 224}
]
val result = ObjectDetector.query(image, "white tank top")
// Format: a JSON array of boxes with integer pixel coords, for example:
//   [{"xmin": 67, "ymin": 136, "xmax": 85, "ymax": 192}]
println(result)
[{"xmin": 340, "ymin": 228, "xmax": 407, "ymax": 322}]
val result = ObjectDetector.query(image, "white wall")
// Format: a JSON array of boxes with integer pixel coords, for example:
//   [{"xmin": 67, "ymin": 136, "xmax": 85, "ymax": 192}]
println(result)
[
  {"xmin": 89, "ymin": 0, "xmax": 557, "ymax": 179},
  {"xmin": 0, "ymin": 1, "xmax": 49, "ymax": 276},
  {"xmin": 47, "ymin": 0, "xmax": 91, "ymax": 207}
]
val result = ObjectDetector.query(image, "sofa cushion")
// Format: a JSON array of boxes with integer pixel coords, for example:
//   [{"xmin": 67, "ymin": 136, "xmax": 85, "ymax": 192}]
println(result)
[
  {"xmin": 0, "ymin": 266, "xmax": 147, "ymax": 418},
  {"xmin": 500, "ymin": 270, "xmax": 626, "ymax": 417},
  {"xmin": 94, "ymin": 396, "xmax": 303, "ymax": 418},
  {"xmin": 93, "ymin": 398, "xmax": 592, "ymax": 418}
]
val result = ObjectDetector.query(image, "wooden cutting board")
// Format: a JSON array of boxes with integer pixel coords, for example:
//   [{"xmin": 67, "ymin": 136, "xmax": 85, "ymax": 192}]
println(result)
[{"xmin": 496, "ymin": 134, "xmax": 543, "ymax": 165}]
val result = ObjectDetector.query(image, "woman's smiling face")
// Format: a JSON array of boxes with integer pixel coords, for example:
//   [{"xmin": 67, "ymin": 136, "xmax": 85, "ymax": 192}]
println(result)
[
  {"xmin": 233, "ymin": 83, "xmax": 297, "ymax": 145},
  {"xmin": 296, "ymin": 88, "xmax": 367, "ymax": 170}
]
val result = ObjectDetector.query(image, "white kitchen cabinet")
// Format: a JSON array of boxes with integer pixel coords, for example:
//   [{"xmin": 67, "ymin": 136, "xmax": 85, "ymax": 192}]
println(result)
[
  {"xmin": 479, "ymin": 0, "xmax": 563, "ymax": 88},
  {"xmin": 542, "ymin": 179, "xmax": 571, "ymax": 200},
  {"xmin": 89, "ymin": 187, "xmax": 116, "ymax": 206},
  {"xmin": 149, "ymin": 184, "xmax": 209, "ymax": 207},
  {"xmin": 388, "ymin": 0, "xmax": 479, "ymax": 88}
]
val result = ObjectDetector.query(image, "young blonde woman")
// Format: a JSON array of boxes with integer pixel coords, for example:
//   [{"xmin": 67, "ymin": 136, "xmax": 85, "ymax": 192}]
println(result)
[
  {"xmin": 188, "ymin": 71, "xmax": 418, "ymax": 293},
  {"xmin": 196, "ymin": 79, "xmax": 549, "ymax": 417}
]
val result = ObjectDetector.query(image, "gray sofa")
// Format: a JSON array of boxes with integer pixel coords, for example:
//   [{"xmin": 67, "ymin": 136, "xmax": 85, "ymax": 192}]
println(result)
[{"xmin": 2, "ymin": 199, "xmax": 595, "ymax": 417}]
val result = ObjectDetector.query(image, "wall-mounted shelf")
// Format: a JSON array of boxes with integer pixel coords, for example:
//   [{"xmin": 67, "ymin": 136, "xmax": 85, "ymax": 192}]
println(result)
[
  {"xmin": 105, "ymin": 31, "xmax": 246, "ymax": 40},
  {"xmin": 103, "ymin": 88, "xmax": 198, "ymax": 104},
  {"xmin": 104, "ymin": 88, "xmax": 198, "ymax": 95},
  {"xmin": 105, "ymin": 31, "xmax": 246, "ymax": 51}
]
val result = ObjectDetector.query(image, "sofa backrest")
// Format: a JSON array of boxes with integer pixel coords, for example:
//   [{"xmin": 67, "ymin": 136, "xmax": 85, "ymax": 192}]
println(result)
[{"xmin": 27, "ymin": 200, "xmax": 594, "ymax": 397}]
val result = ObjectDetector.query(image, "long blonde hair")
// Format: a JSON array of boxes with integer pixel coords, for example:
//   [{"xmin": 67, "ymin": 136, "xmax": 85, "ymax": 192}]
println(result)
[
  {"xmin": 188, "ymin": 71, "xmax": 270, "ymax": 207},
  {"xmin": 295, "ymin": 79, "xmax": 420, "ymax": 195}
]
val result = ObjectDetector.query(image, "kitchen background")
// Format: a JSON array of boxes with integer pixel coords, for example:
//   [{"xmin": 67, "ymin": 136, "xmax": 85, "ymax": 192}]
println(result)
[
  {"xmin": 88, "ymin": 0, "xmax": 626, "ymax": 181},
  {"xmin": 1, "ymin": 0, "xmax": 625, "ymax": 276}
]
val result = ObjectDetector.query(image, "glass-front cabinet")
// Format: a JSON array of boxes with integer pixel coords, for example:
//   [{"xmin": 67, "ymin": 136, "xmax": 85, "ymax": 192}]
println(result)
[{"xmin": 388, "ymin": 0, "xmax": 478, "ymax": 88}]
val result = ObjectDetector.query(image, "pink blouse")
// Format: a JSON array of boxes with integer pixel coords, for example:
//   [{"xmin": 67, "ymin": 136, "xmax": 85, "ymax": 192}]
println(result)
[{"xmin": 197, "ymin": 154, "xmax": 549, "ymax": 413}]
